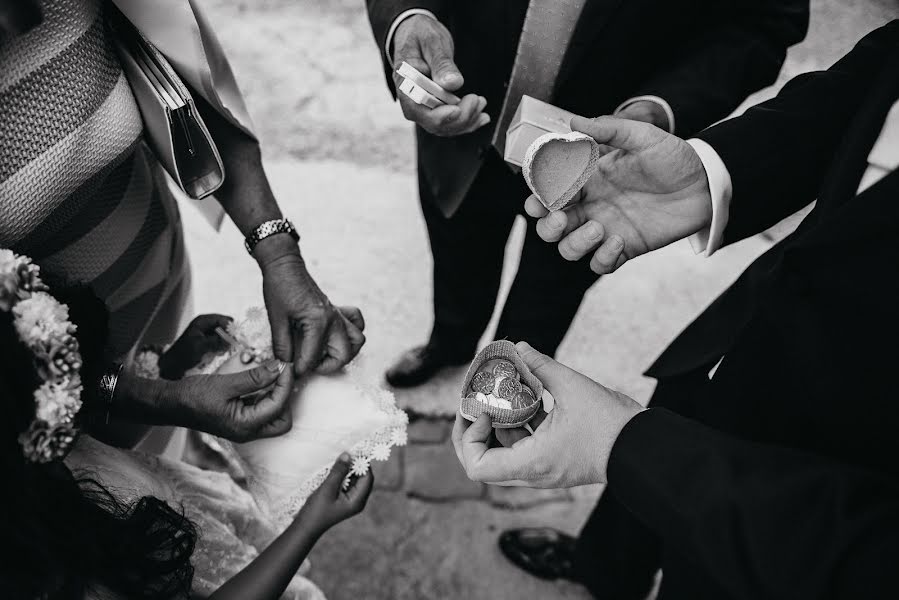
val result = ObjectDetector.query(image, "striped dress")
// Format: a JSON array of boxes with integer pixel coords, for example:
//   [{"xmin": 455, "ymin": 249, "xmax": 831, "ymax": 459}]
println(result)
[{"xmin": 0, "ymin": 0, "xmax": 191, "ymax": 359}]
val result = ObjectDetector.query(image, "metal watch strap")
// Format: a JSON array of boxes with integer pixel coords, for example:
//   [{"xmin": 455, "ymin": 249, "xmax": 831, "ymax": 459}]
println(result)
[{"xmin": 244, "ymin": 219, "xmax": 300, "ymax": 255}]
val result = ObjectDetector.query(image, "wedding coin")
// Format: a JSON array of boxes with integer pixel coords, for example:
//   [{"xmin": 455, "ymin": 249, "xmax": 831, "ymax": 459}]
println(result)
[
  {"xmin": 497, "ymin": 376, "xmax": 522, "ymax": 399},
  {"xmin": 492, "ymin": 359, "xmax": 519, "ymax": 380},
  {"xmin": 479, "ymin": 359, "xmax": 502, "ymax": 373},
  {"xmin": 512, "ymin": 387, "xmax": 536, "ymax": 409},
  {"xmin": 471, "ymin": 371, "xmax": 496, "ymax": 394}
]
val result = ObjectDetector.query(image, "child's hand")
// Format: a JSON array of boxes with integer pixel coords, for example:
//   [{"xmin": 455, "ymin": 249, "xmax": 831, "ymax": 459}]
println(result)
[
  {"xmin": 299, "ymin": 453, "xmax": 373, "ymax": 536},
  {"xmin": 160, "ymin": 314, "xmax": 234, "ymax": 379}
]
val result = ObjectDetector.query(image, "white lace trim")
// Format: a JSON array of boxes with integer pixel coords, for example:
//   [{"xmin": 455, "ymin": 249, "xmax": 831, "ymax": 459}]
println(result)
[{"xmin": 195, "ymin": 308, "xmax": 409, "ymax": 528}]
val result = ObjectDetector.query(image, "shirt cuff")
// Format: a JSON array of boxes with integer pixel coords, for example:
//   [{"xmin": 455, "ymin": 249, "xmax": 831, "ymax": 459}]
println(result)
[
  {"xmin": 385, "ymin": 8, "xmax": 438, "ymax": 63},
  {"xmin": 614, "ymin": 95, "xmax": 676, "ymax": 134},
  {"xmin": 685, "ymin": 138, "xmax": 732, "ymax": 257}
]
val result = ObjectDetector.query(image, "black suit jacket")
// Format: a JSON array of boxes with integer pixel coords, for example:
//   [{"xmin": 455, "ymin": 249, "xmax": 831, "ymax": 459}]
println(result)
[
  {"xmin": 610, "ymin": 21, "xmax": 899, "ymax": 599},
  {"xmin": 367, "ymin": 0, "xmax": 809, "ymax": 215}
]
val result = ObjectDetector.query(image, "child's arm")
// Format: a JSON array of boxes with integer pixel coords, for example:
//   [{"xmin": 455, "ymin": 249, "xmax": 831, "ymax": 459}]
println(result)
[
  {"xmin": 207, "ymin": 454, "xmax": 373, "ymax": 600},
  {"xmin": 157, "ymin": 314, "xmax": 234, "ymax": 380}
]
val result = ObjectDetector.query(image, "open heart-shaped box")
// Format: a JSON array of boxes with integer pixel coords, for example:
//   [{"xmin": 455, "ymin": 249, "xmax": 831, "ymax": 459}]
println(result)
[
  {"xmin": 523, "ymin": 131, "xmax": 601, "ymax": 212},
  {"xmin": 459, "ymin": 340, "xmax": 544, "ymax": 429}
]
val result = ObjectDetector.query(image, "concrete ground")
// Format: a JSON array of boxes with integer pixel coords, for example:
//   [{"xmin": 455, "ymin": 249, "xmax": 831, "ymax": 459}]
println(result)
[{"xmin": 183, "ymin": 2, "xmax": 898, "ymax": 598}]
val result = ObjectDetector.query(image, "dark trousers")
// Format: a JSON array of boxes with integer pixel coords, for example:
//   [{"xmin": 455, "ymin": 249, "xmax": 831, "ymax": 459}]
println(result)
[
  {"xmin": 421, "ymin": 154, "xmax": 598, "ymax": 358},
  {"xmin": 573, "ymin": 367, "xmax": 713, "ymax": 600}
]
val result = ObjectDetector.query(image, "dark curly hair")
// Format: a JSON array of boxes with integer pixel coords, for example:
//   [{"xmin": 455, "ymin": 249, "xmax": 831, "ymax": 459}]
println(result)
[{"xmin": 0, "ymin": 286, "xmax": 197, "ymax": 599}]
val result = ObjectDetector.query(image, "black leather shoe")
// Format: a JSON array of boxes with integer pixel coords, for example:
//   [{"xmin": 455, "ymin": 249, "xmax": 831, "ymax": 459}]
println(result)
[
  {"xmin": 498, "ymin": 528, "xmax": 579, "ymax": 581},
  {"xmin": 385, "ymin": 344, "xmax": 470, "ymax": 388}
]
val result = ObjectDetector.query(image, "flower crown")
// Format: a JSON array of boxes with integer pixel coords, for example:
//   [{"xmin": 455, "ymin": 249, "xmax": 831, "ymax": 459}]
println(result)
[{"xmin": 0, "ymin": 250, "xmax": 83, "ymax": 463}]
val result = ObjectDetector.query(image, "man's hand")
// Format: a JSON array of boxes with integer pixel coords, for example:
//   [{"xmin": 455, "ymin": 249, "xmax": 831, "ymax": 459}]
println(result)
[
  {"xmin": 615, "ymin": 100, "xmax": 671, "ymax": 131},
  {"xmin": 525, "ymin": 116, "xmax": 713, "ymax": 275},
  {"xmin": 392, "ymin": 14, "xmax": 489, "ymax": 137},
  {"xmin": 260, "ymin": 251, "xmax": 365, "ymax": 376},
  {"xmin": 452, "ymin": 342, "xmax": 644, "ymax": 488}
]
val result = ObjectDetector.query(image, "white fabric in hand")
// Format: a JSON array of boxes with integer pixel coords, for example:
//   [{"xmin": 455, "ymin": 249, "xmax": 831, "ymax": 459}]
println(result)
[{"xmin": 209, "ymin": 309, "xmax": 408, "ymax": 528}]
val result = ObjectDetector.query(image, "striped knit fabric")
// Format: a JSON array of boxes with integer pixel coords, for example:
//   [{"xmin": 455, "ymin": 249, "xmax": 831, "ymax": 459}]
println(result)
[{"xmin": 0, "ymin": 0, "xmax": 191, "ymax": 359}]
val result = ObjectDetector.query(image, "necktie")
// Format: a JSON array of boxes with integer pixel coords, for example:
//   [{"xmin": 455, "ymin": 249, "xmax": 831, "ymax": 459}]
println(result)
[{"xmin": 492, "ymin": 0, "xmax": 587, "ymax": 156}]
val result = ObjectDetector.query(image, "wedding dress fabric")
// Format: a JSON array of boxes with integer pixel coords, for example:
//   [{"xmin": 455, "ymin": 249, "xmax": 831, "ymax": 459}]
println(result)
[
  {"xmin": 66, "ymin": 435, "xmax": 325, "ymax": 599},
  {"xmin": 208, "ymin": 308, "xmax": 409, "ymax": 528}
]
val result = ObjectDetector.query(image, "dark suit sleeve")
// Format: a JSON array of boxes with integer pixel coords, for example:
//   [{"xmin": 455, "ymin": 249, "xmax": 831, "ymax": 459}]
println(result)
[
  {"xmin": 630, "ymin": 0, "xmax": 809, "ymax": 137},
  {"xmin": 696, "ymin": 20, "xmax": 899, "ymax": 245},
  {"xmin": 366, "ymin": 0, "xmax": 447, "ymax": 97},
  {"xmin": 608, "ymin": 409, "xmax": 899, "ymax": 599}
]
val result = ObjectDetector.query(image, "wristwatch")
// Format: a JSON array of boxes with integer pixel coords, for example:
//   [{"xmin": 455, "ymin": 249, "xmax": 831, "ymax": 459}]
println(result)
[{"xmin": 244, "ymin": 218, "xmax": 300, "ymax": 255}]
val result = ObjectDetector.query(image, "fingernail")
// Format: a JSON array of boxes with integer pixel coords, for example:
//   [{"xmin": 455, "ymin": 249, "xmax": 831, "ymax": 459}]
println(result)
[
  {"xmin": 549, "ymin": 212, "xmax": 566, "ymax": 229},
  {"xmin": 339, "ymin": 452, "xmax": 351, "ymax": 463},
  {"xmin": 263, "ymin": 359, "xmax": 282, "ymax": 373},
  {"xmin": 480, "ymin": 113, "xmax": 491, "ymax": 125},
  {"xmin": 611, "ymin": 236, "xmax": 625, "ymax": 249},
  {"xmin": 278, "ymin": 361, "xmax": 287, "ymax": 374},
  {"xmin": 585, "ymin": 223, "xmax": 601, "ymax": 240}
]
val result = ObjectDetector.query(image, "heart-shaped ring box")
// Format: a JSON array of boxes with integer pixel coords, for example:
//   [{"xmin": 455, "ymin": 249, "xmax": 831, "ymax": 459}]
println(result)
[
  {"xmin": 523, "ymin": 131, "xmax": 601, "ymax": 212},
  {"xmin": 459, "ymin": 340, "xmax": 544, "ymax": 429}
]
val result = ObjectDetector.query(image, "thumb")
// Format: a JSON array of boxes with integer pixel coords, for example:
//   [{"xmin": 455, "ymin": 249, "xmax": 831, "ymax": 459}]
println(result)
[
  {"xmin": 421, "ymin": 40, "xmax": 463, "ymax": 90},
  {"xmin": 221, "ymin": 360, "xmax": 285, "ymax": 397},
  {"xmin": 570, "ymin": 115, "xmax": 657, "ymax": 153},
  {"xmin": 269, "ymin": 317, "xmax": 293, "ymax": 364},
  {"xmin": 323, "ymin": 453, "xmax": 353, "ymax": 496},
  {"xmin": 515, "ymin": 341, "xmax": 573, "ymax": 392}
]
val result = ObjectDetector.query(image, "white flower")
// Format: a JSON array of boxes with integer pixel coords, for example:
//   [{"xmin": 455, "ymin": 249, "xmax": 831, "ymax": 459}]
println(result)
[
  {"xmin": 229, "ymin": 307, "xmax": 274, "ymax": 361},
  {"xmin": 12, "ymin": 292, "xmax": 71, "ymax": 346},
  {"xmin": 350, "ymin": 455, "xmax": 371, "ymax": 477},
  {"xmin": 370, "ymin": 443, "xmax": 391, "ymax": 462},
  {"xmin": 390, "ymin": 427, "xmax": 408, "ymax": 447},
  {"xmin": 133, "ymin": 350, "xmax": 161, "ymax": 380},
  {"xmin": 0, "ymin": 249, "xmax": 18, "ymax": 275},
  {"xmin": 33, "ymin": 380, "xmax": 83, "ymax": 426}
]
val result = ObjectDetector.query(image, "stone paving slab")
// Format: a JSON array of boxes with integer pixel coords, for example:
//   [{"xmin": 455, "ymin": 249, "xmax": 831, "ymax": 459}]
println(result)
[
  {"xmin": 405, "ymin": 439, "xmax": 487, "ymax": 501},
  {"xmin": 487, "ymin": 485, "xmax": 573, "ymax": 510},
  {"xmin": 371, "ymin": 447, "xmax": 405, "ymax": 491},
  {"xmin": 407, "ymin": 417, "xmax": 453, "ymax": 444},
  {"xmin": 308, "ymin": 492, "xmax": 596, "ymax": 600}
]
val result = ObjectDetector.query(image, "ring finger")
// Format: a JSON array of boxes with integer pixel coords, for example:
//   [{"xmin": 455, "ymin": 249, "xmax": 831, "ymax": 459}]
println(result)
[{"xmin": 558, "ymin": 220, "xmax": 605, "ymax": 261}]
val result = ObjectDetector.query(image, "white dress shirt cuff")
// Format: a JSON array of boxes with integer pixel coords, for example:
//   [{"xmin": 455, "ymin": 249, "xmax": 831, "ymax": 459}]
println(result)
[
  {"xmin": 385, "ymin": 9, "xmax": 438, "ymax": 63},
  {"xmin": 686, "ymin": 138, "xmax": 732, "ymax": 257},
  {"xmin": 614, "ymin": 95, "xmax": 676, "ymax": 134}
]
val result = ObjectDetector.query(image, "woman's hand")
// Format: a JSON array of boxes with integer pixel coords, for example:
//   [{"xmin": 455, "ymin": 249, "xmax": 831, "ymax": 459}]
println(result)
[
  {"xmin": 260, "ymin": 251, "xmax": 366, "ymax": 376},
  {"xmin": 112, "ymin": 359, "xmax": 294, "ymax": 442},
  {"xmin": 158, "ymin": 314, "xmax": 233, "ymax": 380},
  {"xmin": 452, "ymin": 342, "xmax": 644, "ymax": 488},
  {"xmin": 297, "ymin": 454, "xmax": 373, "ymax": 536}
]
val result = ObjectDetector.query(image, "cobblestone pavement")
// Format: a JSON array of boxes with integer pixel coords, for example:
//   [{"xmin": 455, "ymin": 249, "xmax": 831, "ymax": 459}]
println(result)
[{"xmin": 184, "ymin": 2, "xmax": 898, "ymax": 598}]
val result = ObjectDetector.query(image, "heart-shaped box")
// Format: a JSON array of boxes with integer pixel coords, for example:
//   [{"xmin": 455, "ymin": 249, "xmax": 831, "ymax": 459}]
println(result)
[
  {"xmin": 459, "ymin": 340, "xmax": 544, "ymax": 428},
  {"xmin": 523, "ymin": 131, "xmax": 601, "ymax": 212}
]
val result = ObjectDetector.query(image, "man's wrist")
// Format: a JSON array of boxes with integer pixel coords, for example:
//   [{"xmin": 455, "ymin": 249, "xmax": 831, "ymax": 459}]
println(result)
[
  {"xmin": 386, "ymin": 9, "xmax": 438, "ymax": 63},
  {"xmin": 685, "ymin": 138, "xmax": 732, "ymax": 256}
]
